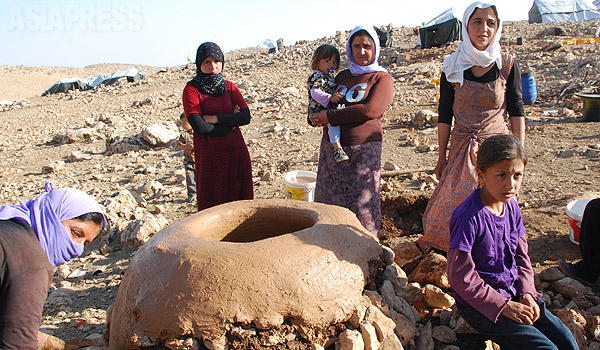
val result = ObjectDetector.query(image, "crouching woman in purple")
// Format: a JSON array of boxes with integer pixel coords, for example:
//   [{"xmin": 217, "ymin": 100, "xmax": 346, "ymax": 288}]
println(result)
[
  {"xmin": 0, "ymin": 182, "xmax": 107, "ymax": 350},
  {"xmin": 447, "ymin": 135, "xmax": 577, "ymax": 350}
]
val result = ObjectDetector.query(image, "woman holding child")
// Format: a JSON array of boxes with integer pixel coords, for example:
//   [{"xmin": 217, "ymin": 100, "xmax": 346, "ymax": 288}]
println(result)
[
  {"xmin": 182, "ymin": 42, "xmax": 253, "ymax": 211},
  {"xmin": 419, "ymin": 2, "xmax": 526, "ymax": 251},
  {"xmin": 309, "ymin": 25, "xmax": 394, "ymax": 237}
]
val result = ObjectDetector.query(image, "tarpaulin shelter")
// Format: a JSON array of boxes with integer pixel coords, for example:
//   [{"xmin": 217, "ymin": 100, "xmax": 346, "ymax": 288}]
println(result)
[
  {"xmin": 42, "ymin": 67, "xmax": 144, "ymax": 96},
  {"xmin": 256, "ymin": 39, "xmax": 283, "ymax": 53},
  {"xmin": 417, "ymin": 8, "xmax": 462, "ymax": 48},
  {"xmin": 374, "ymin": 26, "xmax": 393, "ymax": 48},
  {"xmin": 528, "ymin": 0, "xmax": 600, "ymax": 23},
  {"xmin": 41, "ymin": 78, "xmax": 88, "ymax": 96}
]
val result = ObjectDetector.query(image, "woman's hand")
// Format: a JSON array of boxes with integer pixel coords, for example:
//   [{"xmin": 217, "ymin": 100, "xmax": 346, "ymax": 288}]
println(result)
[
  {"xmin": 433, "ymin": 157, "xmax": 447, "ymax": 181},
  {"xmin": 309, "ymin": 111, "xmax": 328, "ymax": 127},
  {"xmin": 501, "ymin": 300, "xmax": 536, "ymax": 325}
]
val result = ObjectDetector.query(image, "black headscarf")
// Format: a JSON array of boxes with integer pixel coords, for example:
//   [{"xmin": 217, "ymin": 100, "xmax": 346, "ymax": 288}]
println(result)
[{"xmin": 190, "ymin": 42, "xmax": 226, "ymax": 97}]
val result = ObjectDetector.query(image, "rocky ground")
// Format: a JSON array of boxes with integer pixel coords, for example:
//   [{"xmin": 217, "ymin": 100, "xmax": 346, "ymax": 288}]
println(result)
[{"xmin": 0, "ymin": 19, "xmax": 599, "ymax": 349}]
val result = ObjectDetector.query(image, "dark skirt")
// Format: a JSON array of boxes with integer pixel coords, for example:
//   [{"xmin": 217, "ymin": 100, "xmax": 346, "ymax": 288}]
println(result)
[
  {"xmin": 194, "ymin": 128, "xmax": 253, "ymax": 211},
  {"xmin": 314, "ymin": 138, "xmax": 381, "ymax": 236}
]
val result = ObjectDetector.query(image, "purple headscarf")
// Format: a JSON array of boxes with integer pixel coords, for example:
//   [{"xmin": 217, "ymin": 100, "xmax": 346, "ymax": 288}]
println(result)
[
  {"xmin": 346, "ymin": 25, "xmax": 387, "ymax": 75},
  {"xmin": 0, "ymin": 182, "xmax": 107, "ymax": 266}
]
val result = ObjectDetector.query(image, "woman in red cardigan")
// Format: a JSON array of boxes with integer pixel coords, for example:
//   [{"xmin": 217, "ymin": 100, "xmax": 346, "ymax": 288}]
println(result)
[{"xmin": 182, "ymin": 42, "xmax": 253, "ymax": 211}]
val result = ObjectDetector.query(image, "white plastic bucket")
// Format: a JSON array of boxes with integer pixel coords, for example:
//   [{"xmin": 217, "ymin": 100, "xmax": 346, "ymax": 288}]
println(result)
[
  {"xmin": 566, "ymin": 198, "xmax": 593, "ymax": 245},
  {"xmin": 283, "ymin": 170, "xmax": 317, "ymax": 202}
]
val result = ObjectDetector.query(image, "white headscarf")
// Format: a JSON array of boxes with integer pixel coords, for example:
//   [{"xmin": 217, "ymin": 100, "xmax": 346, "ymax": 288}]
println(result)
[
  {"xmin": 346, "ymin": 25, "xmax": 387, "ymax": 75},
  {"xmin": 442, "ymin": 1, "xmax": 502, "ymax": 86}
]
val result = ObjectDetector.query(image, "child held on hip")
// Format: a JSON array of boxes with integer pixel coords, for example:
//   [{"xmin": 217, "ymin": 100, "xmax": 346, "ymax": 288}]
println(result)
[{"xmin": 307, "ymin": 44, "xmax": 348, "ymax": 162}]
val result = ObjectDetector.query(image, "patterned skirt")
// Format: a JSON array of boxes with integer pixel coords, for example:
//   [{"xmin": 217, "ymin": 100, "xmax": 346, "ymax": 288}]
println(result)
[{"xmin": 314, "ymin": 138, "xmax": 381, "ymax": 237}]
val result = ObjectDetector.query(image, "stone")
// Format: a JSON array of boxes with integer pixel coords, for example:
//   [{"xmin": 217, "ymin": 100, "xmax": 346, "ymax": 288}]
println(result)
[
  {"xmin": 412, "ymin": 109, "xmax": 437, "ymax": 127},
  {"xmin": 588, "ymin": 304, "xmax": 600, "ymax": 317},
  {"xmin": 282, "ymin": 87, "xmax": 300, "ymax": 96},
  {"xmin": 53, "ymin": 127, "xmax": 100, "ymax": 144},
  {"xmin": 41, "ymin": 160, "xmax": 66, "ymax": 174},
  {"xmin": 415, "ymin": 322, "xmax": 434, "ymax": 350},
  {"xmin": 120, "ymin": 214, "xmax": 169, "ymax": 248},
  {"xmin": 348, "ymin": 295, "xmax": 370, "ymax": 328},
  {"xmin": 336, "ymin": 329, "xmax": 364, "ymax": 350},
  {"xmin": 203, "ymin": 336, "xmax": 228, "ymax": 350},
  {"xmin": 136, "ymin": 180, "xmax": 165, "ymax": 199},
  {"xmin": 381, "ymin": 245, "xmax": 395, "ymax": 265},
  {"xmin": 573, "ymin": 295, "xmax": 594, "ymax": 309},
  {"xmin": 364, "ymin": 290, "xmax": 390, "ymax": 317},
  {"xmin": 390, "ymin": 241, "xmax": 422, "ymax": 268},
  {"xmin": 556, "ymin": 308, "xmax": 588, "ymax": 350},
  {"xmin": 590, "ymin": 315, "xmax": 600, "ymax": 342},
  {"xmin": 141, "ymin": 123, "xmax": 179, "ymax": 146},
  {"xmin": 364, "ymin": 304, "xmax": 397, "ymax": 341},
  {"xmin": 390, "ymin": 310, "xmax": 418, "ymax": 348},
  {"xmin": 379, "ymin": 280, "xmax": 396, "ymax": 308},
  {"xmin": 539, "ymin": 266, "xmax": 565, "ymax": 281},
  {"xmin": 416, "ymin": 145, "xmax": 434, "ymax": 152},
  {"xmin": 439, "ymin": 308, "xmax": 453, "ymax": 326},
  {"xmin": 165, "ymin": 337, "xmax": 200, "ymax": 350},
  {"xmin": 554, "ymin": 277, "xmax": 591, "ymax": 298},
  {"xmin": 360, "ymin": 321, "xmax": 380, "ymax": 350},
  {"xmin": 393, "ymin": 296, "xmax": 420, "ymax": 324},
  {"xmin": 409, "ymin": 252, "xmax": 450, "ymax": 289},
  {"xmin": 104, "ymin": 189, "xmax": 142, "ymax": 223},
  {"xmin": 396, "ymin": 283, "xmax": 423, "ymax": 304},
  {"xmin": 378, "ymin": 334, "xmax": 404, "ymax": 350},
  {"xmin": 424, "ymin": 284, "xmax": 455, "ymax": 309},
  {"xmin": 432, "ymin": 325, "xmax": 457, "ymax": 344},
  {"xmin": 440, "ymin": 346, "xmax": 461, "ymax": 350},
  {"xmin": 384, "ymin": 162, "xmax": 400, "ymax": 171},
  {"xmin": 485, "ymin": 340, "xmax": 501, "ymax": 350},
  {"xmin": 69, "ymin": 151, "xmax": 92, "ymax": 162},
  {"xmin": 383, "ymin": 263, "xmax": 408, "ymax": 291},
  {"xmin": 450, "ymin": 311, "xmax": 477, "ymax": 334}
]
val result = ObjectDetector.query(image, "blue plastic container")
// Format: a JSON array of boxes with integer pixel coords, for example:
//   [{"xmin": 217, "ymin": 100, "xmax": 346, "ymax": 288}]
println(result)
[{"xmin": 521, "ymin": 72, "xmax": 537, "ymax": 105}]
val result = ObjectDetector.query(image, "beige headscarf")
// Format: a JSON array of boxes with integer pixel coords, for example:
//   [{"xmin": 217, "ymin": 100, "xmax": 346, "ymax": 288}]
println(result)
[{"xmin": 442, "ymin": 1, "xmax": 502, "ymax": 86}]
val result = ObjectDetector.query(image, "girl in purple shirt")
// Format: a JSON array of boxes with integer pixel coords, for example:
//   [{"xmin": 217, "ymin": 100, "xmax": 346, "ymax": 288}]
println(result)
[{"xmin": 448, "ymin": 134, "xmax": 577, "ymax": 350}]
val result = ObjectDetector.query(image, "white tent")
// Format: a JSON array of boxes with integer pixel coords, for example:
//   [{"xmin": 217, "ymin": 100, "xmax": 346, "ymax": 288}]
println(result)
[{"xmin": 529, "ymin": 0, "xmax": 600, "ymax": 23}]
